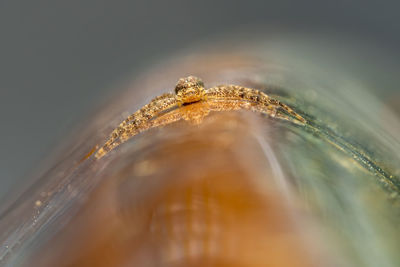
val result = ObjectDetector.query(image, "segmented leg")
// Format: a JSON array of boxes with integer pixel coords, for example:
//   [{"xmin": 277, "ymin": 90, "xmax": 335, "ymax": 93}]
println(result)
[
  {"xmin": 95, "ymin": 93, "xmax": 177, "ymax": 158},
  {"xmin": 206, "ymin": 85, "xmax": 306, "ymax": 124}
]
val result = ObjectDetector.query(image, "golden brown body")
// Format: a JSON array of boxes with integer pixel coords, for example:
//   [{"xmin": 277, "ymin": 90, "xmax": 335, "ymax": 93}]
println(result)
[{"xmin": 95, "ymin": 76, "xmax": 306, "ymax": 159}]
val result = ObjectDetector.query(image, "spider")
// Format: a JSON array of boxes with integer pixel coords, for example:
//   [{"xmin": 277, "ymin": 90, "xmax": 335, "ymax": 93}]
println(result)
[{"xmin": 95, "ymin": 76, "xmax": 306, "ymax": 159}]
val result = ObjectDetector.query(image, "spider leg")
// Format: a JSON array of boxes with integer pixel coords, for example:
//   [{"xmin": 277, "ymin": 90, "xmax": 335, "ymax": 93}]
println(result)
[
  {"xmin": 95, "ymin": 93, "xmax": 177, "ymax": 158},
  {"xmin": 276, "ymin": 102, "xmax": 306, "ymax": 124},
  {"xmin": 206, "ymin": 85, "xmax": 306, "ymax": 125}
]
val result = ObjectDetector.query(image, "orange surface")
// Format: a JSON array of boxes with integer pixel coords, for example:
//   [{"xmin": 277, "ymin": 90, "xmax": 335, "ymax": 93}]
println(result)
[{"xmin": 32, "ymin": 112, "xmax": 322, "ymax": 266}]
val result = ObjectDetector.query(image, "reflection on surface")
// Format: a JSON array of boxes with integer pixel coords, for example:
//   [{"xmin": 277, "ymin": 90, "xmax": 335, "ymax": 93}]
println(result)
[{"xmin": 27, "ymin": 112, "xmax": 325, "ymax": 266}]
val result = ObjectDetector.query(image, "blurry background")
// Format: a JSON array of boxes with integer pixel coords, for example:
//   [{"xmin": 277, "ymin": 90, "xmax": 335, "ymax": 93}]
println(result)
[{"xmin": 0, "ymin": 0, "xmax": 399, "ymax": 199}]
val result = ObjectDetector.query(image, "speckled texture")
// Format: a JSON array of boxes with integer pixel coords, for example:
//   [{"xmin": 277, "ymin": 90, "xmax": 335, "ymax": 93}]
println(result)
[{"xmin": 95, "ymin": 76, "xmax": 306, "ymax": 158}]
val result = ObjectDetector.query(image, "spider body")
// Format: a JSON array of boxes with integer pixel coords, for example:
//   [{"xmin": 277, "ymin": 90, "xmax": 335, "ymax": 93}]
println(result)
[{"xmin": 95, "ymin": 76, "xmax": 306, "ymax": 158}]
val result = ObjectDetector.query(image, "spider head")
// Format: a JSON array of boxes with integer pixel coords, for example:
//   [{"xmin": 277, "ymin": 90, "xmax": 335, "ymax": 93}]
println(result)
[{"xmin": 175, "ymin": 76, "xmax": 206, "ymax": 105}]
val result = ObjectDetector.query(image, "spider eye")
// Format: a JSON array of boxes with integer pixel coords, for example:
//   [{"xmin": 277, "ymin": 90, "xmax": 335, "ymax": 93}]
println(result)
[{"xmin": 174, "ymin": 76, "xmax": 204, "ymax": 94}]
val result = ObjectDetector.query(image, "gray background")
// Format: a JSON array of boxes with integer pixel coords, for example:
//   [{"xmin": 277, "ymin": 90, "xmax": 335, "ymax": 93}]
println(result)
[{"xmin": 0, "ymin": 0, "xmax": 399, "ymax": 198}]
